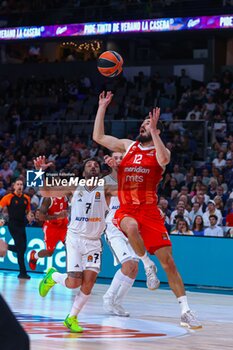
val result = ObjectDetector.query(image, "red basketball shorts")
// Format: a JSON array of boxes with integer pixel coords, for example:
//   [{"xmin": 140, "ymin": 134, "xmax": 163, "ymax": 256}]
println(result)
[
  {"xmin": 43, "ymin": 224, "xmax": 67, "ymax": 252},
  {"xmin": 113, "ymin": 204, "xmax": 171, "ymax": 254}
]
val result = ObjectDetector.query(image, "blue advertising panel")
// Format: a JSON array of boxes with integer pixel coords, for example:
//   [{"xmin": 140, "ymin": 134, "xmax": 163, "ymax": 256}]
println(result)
[
  {"xmin": 0, "ymin": 227, "xmax": 233, "ymax": 288},
  {"xmin": 0, "ymin": 226, "xmax": 66, "ymax": 273}
]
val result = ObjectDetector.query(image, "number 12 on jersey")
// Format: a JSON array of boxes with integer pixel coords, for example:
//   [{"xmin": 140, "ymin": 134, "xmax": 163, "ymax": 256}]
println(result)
[{"xmin": 133, "ymin": 154, "xmax": 143, "ymax": 164}]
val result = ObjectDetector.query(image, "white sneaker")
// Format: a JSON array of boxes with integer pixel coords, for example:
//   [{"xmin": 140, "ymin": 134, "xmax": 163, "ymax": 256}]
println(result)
[
  {"xmin": 112, "ymin": 304, "xmax": 130, "ymax": 317},
  {"xmin": 145, "ymin": 264, "xmax": 160, "ymax": 290},
  {"xmin": 180, "ymin": 310, "xmax": 202, "ymax": 329},
  {"xmin": 103, "ymin": 294, "xmax": 115, "ymax": 314}
]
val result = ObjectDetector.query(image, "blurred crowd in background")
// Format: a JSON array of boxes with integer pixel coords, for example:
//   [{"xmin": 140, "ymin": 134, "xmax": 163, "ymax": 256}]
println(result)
[
  {"xmin": 0, "ymin": 68, "xmax": 233, "ymax": 237},
  {"xmin": 0, "ymin": 0, "xmax": 231, "ymax": 26},
  {"xmin": 0, "ymin": 1, "xmax": 227, "ymax": 16}
]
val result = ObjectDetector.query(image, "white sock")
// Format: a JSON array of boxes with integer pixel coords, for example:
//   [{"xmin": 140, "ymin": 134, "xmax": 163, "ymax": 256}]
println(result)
[
  {"xmin": 123, "ymin": 274, "xmax": 135, "ymax": 285},
  {"xmin": 140, "ymin": 252, "xmax": 153, "ymax": 269},
  {"xmin": 104, "ymin": 269, "xmax": 125, "ymax": 298},
  {"xmin": 52, "ymin": 272, "xmax": 68, "ymax": 287},
  {"xmin": 177, "ymin": 295, "xmax": 190, "ymax": 315},
  {"xmin": 115, "ymin": 275, "xmax": 135, "ymax": 305},
  {"xmin": 69, "ymin": 291, "xmax": 90, "ymax": 317},
  {"xmin": 34, "ymin": 252, "xmax": 39, "ymax": 259}
]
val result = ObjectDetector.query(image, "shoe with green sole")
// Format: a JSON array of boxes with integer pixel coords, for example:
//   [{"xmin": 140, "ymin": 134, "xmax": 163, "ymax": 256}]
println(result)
[
  {"xmin": 39, "ymin": 267, "xmax": 57, "ymax": 297},
  {"xmin": 63, "ymin": 314, "xmax": 83, "ymax": 333}
]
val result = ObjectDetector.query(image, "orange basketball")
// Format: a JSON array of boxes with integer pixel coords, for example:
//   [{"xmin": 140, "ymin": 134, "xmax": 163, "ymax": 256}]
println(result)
[{"xmin": 97, "ymin": 51, "xmax": 123, "ymax": 78}]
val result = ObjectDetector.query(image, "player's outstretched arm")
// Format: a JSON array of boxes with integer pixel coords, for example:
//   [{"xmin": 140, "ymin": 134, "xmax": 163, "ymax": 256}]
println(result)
[
  {"xmin": 39, "ymin": 197, "xmax": 68, "ymax": 221},
  {"xmin": 148, "ymin": 108, "xmax": 170, "ymax": 166},
  {"xmin": 93, "ymin": 91, "xmax": 132, "ymax": 152},
  {"xmin": 105, "ymin": 184, "xmax": 118, "ymax": 197},
  {"xmin": 34, "ymin": 156, "xmax": 75, "ymax": 197}
]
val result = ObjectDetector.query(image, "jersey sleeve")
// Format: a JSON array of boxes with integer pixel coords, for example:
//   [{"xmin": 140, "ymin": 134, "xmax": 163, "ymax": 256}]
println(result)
[
  {"xmin": 104, "ymin": 175, "xmax": 116, "ymax": 185},
  {"xmin": 104, "ymin": 176, "xmax": 110, "ymax": 185},
  {"xmin": 0, "ymin": 194, "xmax": 13, "ymax": 208}
]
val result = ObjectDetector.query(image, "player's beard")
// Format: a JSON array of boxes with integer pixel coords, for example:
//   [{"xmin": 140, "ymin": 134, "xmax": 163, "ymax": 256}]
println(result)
[
  {"xmin": 136, "ymin": 133, "xmax": 152, "ymax": 143},
  {"xmin": 85, "ymin": 170, "xmax": 100, "ymax": 179}
]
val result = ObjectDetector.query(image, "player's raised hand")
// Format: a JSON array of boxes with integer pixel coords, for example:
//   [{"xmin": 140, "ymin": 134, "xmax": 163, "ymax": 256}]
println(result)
[
  {"xmin": 98, "ymin": 91, "xmax": 113, "ymax": 108},
  {"xmin": 104, "ymin": 155, "xmax": 117, "ymax": 169},
  {"xmin": 148, "ymin": 107, "xmax": 161, "ymax": 135},
  {"xmin": 34, "ymin": 156, "xmax": 53, "ymax": 170}
]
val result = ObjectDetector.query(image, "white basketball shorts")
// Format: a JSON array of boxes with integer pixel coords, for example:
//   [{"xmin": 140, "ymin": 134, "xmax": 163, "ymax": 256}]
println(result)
[
  {"xmin": 66, "ymin": 233, "xmax": 102, "ymax": 273},
  {"xmin": 105, "ymin": 222, "xmax": 139, "ymax": 266}
]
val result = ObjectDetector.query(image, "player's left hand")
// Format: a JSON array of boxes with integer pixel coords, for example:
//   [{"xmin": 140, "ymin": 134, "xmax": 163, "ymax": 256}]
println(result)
[
  {"xmin": 148, "ymin": 107, "xmax": 161, "ymax": 135},
  {"xmin": 98, "ymin": 91, "xmax": 113, "ymax": 109}
]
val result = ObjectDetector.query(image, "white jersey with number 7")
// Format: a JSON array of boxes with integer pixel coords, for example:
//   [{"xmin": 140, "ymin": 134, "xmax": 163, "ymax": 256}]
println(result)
[{"xmin": 68, "ymin": 185, "xmax": 108, "ymax": 240}]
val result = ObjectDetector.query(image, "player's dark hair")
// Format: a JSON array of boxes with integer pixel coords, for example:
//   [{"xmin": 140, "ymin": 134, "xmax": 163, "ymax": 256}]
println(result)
[
  {"xmin": 82, "ymin": 158, "xmax": 101, "ymax": 173},
  {"xmin": 144, "ymin": 115, "xmax": 164, "ymax": 133}
]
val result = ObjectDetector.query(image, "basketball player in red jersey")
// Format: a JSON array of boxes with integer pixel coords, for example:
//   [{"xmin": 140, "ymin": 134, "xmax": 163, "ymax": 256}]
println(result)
[
  {"xmin": 29, "ymin": 197, "xmax": 68, "ymax": 270},
  {"xmin": 93, "ymin": 91, "xmax": 202, "ymax": 329}
]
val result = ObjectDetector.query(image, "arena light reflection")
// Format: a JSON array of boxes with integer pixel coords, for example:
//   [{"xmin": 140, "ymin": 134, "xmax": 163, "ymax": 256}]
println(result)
[{"xmin": 0, "ymin": 14, "xmax": 232, "ymax": 40}]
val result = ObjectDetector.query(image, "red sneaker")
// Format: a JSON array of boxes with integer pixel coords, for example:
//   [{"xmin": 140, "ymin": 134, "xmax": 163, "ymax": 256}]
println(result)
[{"xmin": 29, "ymin": 250, "xmax": 37, "ymax": 270}]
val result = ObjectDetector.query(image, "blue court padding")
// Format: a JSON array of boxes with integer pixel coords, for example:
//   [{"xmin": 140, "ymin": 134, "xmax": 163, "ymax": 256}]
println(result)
[{"xmin": 0, "ymin": 227, "xmax": 232, "ymax": 288}]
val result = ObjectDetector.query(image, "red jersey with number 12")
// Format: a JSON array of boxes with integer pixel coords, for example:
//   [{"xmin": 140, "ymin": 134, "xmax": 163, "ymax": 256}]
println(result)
[{"xmin": 118, "ymin": 141, "xmax": 164, "ymax": 205}]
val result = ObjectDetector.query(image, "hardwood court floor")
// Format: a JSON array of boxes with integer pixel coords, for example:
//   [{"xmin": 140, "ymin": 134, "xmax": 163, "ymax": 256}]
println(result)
[{"xmin": 1, "ymin": 271, "xmax": 233, "ymax": 350}]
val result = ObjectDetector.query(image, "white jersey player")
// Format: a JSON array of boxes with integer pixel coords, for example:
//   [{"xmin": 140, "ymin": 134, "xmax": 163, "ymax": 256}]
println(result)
[
  {"xmin": 34, "ymin": 156, "xmax": 115, "ymax": 333},
  {"xmin": 103, "ymin": 152, "xmax": 139, "ymax": 317},
  {"xmin": 66, "ymin": 183, "xmax": 108, "ymax": 274}
]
